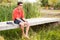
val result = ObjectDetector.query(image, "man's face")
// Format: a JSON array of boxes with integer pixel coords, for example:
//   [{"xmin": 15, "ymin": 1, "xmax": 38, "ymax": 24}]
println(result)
[{"xmin": 18, "ymin": 4, "xmax": 23, "ymax": 9}]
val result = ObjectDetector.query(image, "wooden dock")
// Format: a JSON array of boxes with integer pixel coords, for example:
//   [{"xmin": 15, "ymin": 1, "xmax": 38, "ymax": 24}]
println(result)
[{"xmin": 0, "ymin": 18, "xmax": 60, "ymax": 31}]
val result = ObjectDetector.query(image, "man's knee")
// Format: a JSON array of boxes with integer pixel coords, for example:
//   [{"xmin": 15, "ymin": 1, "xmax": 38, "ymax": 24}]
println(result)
[
  {"xmin": 25, "ymin": 23, "xmax": 30, "ymax": 27},
  {"xmin": 24, "ymin": 22, "xmax": 29, "ymax": 26},
  {"xmin": 19, "ymin": 22, "xmax": 24, "ymax": 27}
]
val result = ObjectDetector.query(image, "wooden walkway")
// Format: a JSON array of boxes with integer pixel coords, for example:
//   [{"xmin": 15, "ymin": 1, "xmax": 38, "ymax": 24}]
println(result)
[
  {"xmin": 40, "ymin": 10, "xmax": 60, "ymax": 18},
  {"xmin": 40, "ymin": 10, "xmax": 60, "ymax": 14},
  {"xmin": 0, "ymin": 18, "xmax": 60, "ymax": 31}
]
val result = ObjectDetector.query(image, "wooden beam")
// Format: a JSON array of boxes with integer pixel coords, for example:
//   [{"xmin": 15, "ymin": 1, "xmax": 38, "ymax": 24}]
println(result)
[{"xmin": 0, "ymin": 18, "xmax": 60, "ymax": 31}]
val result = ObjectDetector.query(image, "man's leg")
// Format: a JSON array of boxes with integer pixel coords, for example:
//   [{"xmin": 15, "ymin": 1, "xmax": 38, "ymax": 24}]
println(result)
[
  {"xmin": 24, "ymin": 22, "xmax": 30, "ymax": 38},
  {"xmin": 19, "ymin": 22, "xmax": 30, "ymax": 39},
  {"xmin": 19, "ymin": 22, "xmax": 25, "ymax": 36},
  {"xmin": 26, "ymin": 24, "xmax": 30, "ymax": 36}
]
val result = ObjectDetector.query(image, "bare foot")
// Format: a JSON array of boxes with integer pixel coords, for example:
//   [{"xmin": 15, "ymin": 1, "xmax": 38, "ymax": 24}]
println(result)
[{"xmin": 25, "ymin": 35, "xmax": 30, "ymax": 39}]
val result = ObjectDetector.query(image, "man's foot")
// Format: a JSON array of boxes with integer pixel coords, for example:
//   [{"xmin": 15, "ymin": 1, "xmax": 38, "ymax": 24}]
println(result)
[
  {"xmin": 25, "ymin": 35, "xmax": 30, "ymax": 39},
  {"xmin": 22, "ymin": 34, "xmax": 25, "ymax": 39},
  {"xmin": 22, "ymin": 34, "xmax": 25, "ymax": 37}
]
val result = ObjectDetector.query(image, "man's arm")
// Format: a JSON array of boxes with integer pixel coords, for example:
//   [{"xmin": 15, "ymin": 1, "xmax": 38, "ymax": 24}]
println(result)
[
  {"xmin": 16, "ymin": 18, "xmax": 23, "ymax": 22},
  {"xmin": 21, "ymin": 18, "xmax": 27, "ymax": 22},
  {"xmin": 16, "ymin": 18, "xmax": 27, "ymax": 22}
]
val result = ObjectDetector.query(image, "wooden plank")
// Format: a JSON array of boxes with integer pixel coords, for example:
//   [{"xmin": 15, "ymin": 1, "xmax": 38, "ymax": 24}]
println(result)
[{"xmin": 0, "ymin": 18, "xmax": 60, "ymax": 31}]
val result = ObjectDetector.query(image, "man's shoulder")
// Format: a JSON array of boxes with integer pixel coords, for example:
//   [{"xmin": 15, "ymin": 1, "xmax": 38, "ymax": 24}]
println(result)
[{"xmin": 13, "ymin": 8, "xmax": 18, "ymax": 12}]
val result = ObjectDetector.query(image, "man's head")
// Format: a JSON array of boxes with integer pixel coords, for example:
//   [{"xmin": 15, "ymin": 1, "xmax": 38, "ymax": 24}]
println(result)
[{"xmin": 17, "ymin": 2, "xmax": 23, "ymax": 9}]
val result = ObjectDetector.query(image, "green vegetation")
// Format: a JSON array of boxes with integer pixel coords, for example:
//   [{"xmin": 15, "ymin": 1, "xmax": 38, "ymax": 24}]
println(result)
[
  {"xmin": 23, "ymin": 3, "xmax": 40, "ymax": 18},
  {"xmin": 0, "ymin": 5, "xmax": 12, "ymax": 21}
]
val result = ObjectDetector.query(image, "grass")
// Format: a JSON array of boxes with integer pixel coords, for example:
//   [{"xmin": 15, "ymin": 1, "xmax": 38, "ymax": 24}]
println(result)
[{"xmin": 0, "ymin": 23, "xmax": 60, "ymax": 40}]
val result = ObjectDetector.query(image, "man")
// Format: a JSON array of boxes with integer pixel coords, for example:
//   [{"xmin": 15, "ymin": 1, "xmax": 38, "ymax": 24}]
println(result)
[{"xmin": 12, "ymin": 2, "xmax": 30, "ymax": 39}]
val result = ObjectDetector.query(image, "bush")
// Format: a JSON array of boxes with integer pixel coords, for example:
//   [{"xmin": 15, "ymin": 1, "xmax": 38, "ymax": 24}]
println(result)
[{"xmin": 54, "ymin": 3, "xmax": 60, "ymax": 10}]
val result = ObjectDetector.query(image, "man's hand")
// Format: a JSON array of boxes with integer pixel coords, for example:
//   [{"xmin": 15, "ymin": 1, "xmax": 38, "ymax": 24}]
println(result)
[{"xmin": 24, "ymin": 21, "xmax": 29, "ymax": 27}]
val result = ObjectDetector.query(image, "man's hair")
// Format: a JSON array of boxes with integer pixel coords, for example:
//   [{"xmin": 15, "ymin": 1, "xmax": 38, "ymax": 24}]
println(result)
[{"xmin": 17, "ymin": 2, "xmax": 23, "ymax": 5}]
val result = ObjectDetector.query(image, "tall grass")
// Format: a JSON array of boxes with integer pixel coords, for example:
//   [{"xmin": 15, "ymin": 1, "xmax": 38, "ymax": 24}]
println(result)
[
  {"xmin": 0, "ymin": 5, "xmax": 12, "ymax": 22},
  {"xmin": 23, "ymin": 3, "xmax": 40, "ymax": 18}
]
